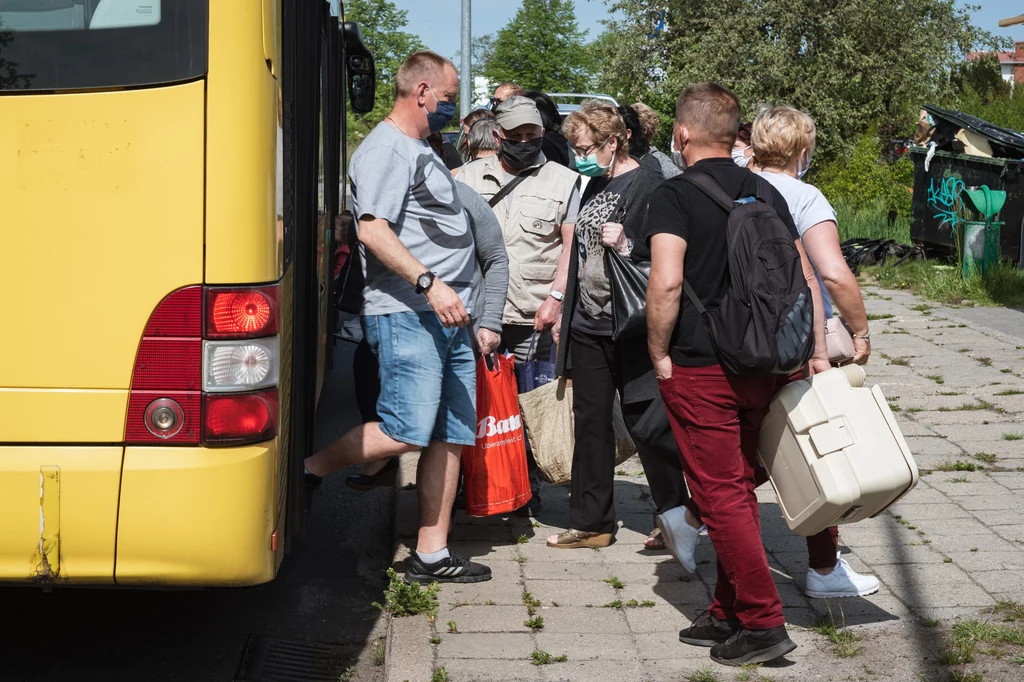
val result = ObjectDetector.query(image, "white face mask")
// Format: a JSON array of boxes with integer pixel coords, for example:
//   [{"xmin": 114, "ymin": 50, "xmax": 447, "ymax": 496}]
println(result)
[
  {"xmin": 732, "ymin": 145, "xmax": 751, "ymax": 168},
  {"xmin": 670, "ymin": 136, "xmax": 686, "ymax": 171},
  {"xmin": 797, "ymin": 150, "xmax": 812, "ymax": 179}
]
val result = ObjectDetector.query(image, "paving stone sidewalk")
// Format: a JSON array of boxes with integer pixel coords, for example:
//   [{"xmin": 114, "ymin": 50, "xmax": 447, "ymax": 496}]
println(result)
[{"xmin": 383, "ymin": 283, "xmax": 1024, "ymax": 682}]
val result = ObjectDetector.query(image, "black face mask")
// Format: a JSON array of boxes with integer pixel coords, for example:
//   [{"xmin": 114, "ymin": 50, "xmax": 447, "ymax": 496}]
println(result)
[{"xmin": 498, "ymin": 137, "xmax": 543, "ymax": 170}]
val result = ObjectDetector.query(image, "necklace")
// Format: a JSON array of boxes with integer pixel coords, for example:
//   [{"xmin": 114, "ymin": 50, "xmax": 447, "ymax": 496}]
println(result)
[{"xmin": 386, "ymin": 115, "xmax": 410, "ymax": 137}]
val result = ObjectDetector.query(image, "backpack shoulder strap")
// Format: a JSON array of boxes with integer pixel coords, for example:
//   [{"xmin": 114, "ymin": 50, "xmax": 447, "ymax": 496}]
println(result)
[
  {"xmin": 755, "ymin": 176, "xmax": 775, "ymax": 207},
  {"xmin": 679, "ymin": 171, "xmax": 735, "ymax": 214}
]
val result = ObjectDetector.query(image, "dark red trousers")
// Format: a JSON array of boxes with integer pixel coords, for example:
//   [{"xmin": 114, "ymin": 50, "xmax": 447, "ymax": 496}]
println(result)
[{"xmin": 660, "ymin": 363, "xmax": 785, "ymax": 629}]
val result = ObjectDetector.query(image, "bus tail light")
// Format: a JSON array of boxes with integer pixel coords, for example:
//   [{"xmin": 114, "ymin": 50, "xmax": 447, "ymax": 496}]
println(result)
[
  {"xmin": 126, "ymin": 287, "xmax": 203, "ymax": 445},
  {"xmin": 205, "ymin": 286, "xmax": 279, "ymax": 339},
  {"xmin": 203, "ymin": 389, "xmax": 279, "ymax": 445},
  {"xmin": 203, "ymin": 337, "xmax": 280, "ymax": 392}
]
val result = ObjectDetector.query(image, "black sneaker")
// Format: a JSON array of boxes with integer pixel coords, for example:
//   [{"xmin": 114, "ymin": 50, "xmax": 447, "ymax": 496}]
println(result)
[
  {"xmin": 404, "ymin": 550, "xmax": 492, "ymax": 584},
  {"xmin": 710, "ymin": 625, "xmax": 797, "ymax": 666},
  {"xmin": 304, "ymin": 472, "xmax": 323, "ymax": 516},
  {"xmin": 679, "ymin": 610, "xmax": 741, "ymax": 646}
]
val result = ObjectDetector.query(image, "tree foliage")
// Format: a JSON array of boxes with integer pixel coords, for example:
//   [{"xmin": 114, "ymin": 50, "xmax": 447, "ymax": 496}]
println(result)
[
  {"xmin": 454, "ymin": 33, "xmax": 495, "ymax": 92},
  {"xmin": 483, "ymin": 0, "xmax": 595, "ymax": 92},
  {"xmin": 344, "ymin": 0, "xmax": 425, "ymax": 146},
  {"xmin": 598, "ymin": 0, "xmax": 999, "ymax": 162}
]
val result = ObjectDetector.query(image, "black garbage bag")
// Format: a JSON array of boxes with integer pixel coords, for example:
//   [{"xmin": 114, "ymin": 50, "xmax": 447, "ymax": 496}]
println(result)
[{"xmin": 841, "ymin": 238, "xmax": 924, "ymax": 275}]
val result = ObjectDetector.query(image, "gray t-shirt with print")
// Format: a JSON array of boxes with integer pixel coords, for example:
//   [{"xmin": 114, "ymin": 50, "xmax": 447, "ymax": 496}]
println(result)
[{"xmin": 350, "ymin": 122, "xmax": 475, "ymax": 316}]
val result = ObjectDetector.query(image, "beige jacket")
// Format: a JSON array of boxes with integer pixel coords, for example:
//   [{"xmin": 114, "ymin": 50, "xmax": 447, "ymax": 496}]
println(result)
[{"xmin": 458, "ymin": 154, "xmax": 580, "ymax": 325}]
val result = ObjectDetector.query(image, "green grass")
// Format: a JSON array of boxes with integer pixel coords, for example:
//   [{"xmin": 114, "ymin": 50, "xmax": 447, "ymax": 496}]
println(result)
[
  {"xmin": 938, "ymin": 391, "xmax": 963, "ymax": 396},
  {"xmin": 957, "ymin": 348, "xmax": 971, "ymax": 353},
  {"xmin": 971, "ymin": 547, "xmax": 979, "ymax": 552},
  {"xmin": 431, "ymin": 666, "xmax": 448, "ymax": 682},
  {"xmin": 935, "ymin": 460, "xmax": 979, "ymax": 472},
  {"xmin": 944, "ymin": 557, "xmax": 954, "ymax": 563},
  {"xmin": 922, "ymin": 617, "xmax": 943, "ymax": 627},
  {"xmin": 603, "ymin": 576, "xmax": 625, "ymax": 589},
  {"xmin": 866, "ymin": 313, "xmax": 895, "ymax": 321},
  {"xmin": 373, "ymin": 637, "xmax": 386, "ymax": 666},
  {"xmin": 995, "ymin": 389, "xmax": 1024, "ymax": 396},
  {"xmin": 684, "ymin": 668, "xmax": 723, "ymax": 682},
  {"xmin": 524, "ymin": 615, "xmax": 544, "ymax": 630},
  {"xmin": 835, "ymin": 201, "xmax": 912, "ymax": 243},
  {"xmin": 889, "ymin": 356, "xmax": 912, "ymax": 366},
  {"xmin": 927, "ymin": 375, "xmax": 946, "ymax": 384},
  {"xmin": 447, "ymin": 620, "xmax": 457, "ymax": 633},
  {"xmin": 603, "ymin": 600, "xmax": 623, "ymax": 608},
  {"xmin": 864, "ymin": 259, "xmax": 1024, "ymax": 308},
  {"xmin": 373, "ymin": 568, "xmax": 440, "ymax": 618},
  {"xmin": 811, "ymin": 609, "xmax": 862, "ymax": 658},
  {"xmin": 977, "ymin": 357, "xmax": 993, "ymax": 367},
  {"xmin": 1004, "ymin": 433, "xmax": 1024, "ymax": 441},
  {"xmin": 947, "ymin": 476, "xmax": 972, "ymax": 483},
  {"xmin": 912, "ymin": 303, "xmax": 933, "ymax": 314},
  {"xmin": 516, "ymin": 534, "xmax": 529, "ymax": 544},
  {"xmin": 974, "ymin": 452, "xmax": 998, "ymax": 465},
  {"xmin": 937, "ymin": 400, "xmax": 995, "ymax": 412},
  {"xmin": 1001, "ymin": 368, "xmax": 1014, "ymax": 374},
  {"xmin": 522, "ymin": 590, "xmax": 541, "ymax": 608},
  {"xmin": 530, "ymin": 650, "xmax": 567, "ymax": 665},
  {"xmin": 986, "ymin": 599, "xmax": 1024, "ymax": 623},
  {"xmin": 948, "ymin": 671, "xmax": 983, "ymax": 682}
]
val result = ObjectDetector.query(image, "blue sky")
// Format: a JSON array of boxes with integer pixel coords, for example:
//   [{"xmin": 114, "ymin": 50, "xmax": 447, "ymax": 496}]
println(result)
[{"xmin": 384, "ymin": 1, "xmax": 1024, "ymax": 59}]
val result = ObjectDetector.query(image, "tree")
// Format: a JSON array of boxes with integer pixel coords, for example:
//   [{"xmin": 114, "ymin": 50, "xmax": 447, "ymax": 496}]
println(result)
[
  {"xmin": 344, "ymin": 0, "xmax": 425, "ymax": 148},
  {"xmin": 0, "ymin": 17, "xmax": 33, "ymax": 90},
  {"xmin": 454, "ymin": 33, "xmax": 495, "ymax": 94},
  {"xmin": 483, "ymin": 0, "xmax": 596, "ymax": 93},
  {"xmin": 598, "ymin": 0, "xmax": 1000, "ymax": 162}
]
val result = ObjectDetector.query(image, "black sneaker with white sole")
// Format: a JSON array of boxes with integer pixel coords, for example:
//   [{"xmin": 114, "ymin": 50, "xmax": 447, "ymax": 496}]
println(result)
[
  {"xmin": 404, "ymin": 551, "xmax": 492, "ymax": 584},
  {"xmin": 710, "ymin": 625, "xmax": 797, "ymax": 666},
  {"xmin": 679, "ymin": 610, "xmax": 740, "ymax": 647}
]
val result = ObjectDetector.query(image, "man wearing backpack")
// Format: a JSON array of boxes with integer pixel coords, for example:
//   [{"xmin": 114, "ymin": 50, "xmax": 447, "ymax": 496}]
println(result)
[{"xmin": 645, "ymin": 83, "xmax": 829, "ymax": 667}]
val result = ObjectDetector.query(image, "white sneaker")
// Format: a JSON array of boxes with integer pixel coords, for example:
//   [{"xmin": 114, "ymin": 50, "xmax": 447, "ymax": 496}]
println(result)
[
  {"xmin": 805, "ymin": 553, "xmax": 880, "ymax": 598},
  {"xmin": 655, "ymin": 505, "xmax": 705, "ymax": 573}
]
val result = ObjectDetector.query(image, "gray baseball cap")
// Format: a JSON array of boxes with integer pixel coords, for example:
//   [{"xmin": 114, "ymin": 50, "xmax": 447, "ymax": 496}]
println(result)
[{"xmin": 495, "ymin": 96, "xmax": 543, "ymax": 130}]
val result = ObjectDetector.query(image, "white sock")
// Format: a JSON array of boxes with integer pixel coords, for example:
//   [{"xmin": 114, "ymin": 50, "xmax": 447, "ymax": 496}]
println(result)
[{"xmin": 416, "ymin": 547, "xmax": 450, "ymax": 564}]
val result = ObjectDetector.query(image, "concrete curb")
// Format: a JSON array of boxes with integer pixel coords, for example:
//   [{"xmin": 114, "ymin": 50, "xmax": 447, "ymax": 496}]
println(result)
[{"xmin": 383, "ymin": 454, "xmax": 435, "ymax": 682}]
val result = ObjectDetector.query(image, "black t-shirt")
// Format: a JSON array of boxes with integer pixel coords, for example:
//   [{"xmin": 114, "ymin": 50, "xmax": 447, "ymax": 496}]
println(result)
[{"xmin": 644, "ymin": 158, "xmax": 801, "ymax": 367}]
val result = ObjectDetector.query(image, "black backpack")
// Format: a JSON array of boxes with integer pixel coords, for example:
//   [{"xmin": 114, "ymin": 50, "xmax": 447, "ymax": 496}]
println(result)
[{"xmin": 680, "ymin": 172, "xmax": 814, "ymax": 376}]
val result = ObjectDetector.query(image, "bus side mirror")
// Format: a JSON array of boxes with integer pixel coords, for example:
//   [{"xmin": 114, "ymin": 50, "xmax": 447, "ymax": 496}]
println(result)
[{"xmin": 342, "ymin": 22, "xmax": 375, "ymax": 115}]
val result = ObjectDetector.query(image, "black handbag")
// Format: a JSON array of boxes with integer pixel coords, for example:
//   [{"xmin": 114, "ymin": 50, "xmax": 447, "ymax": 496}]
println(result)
[{"xmin": 607, "ymin": 249, "xmax": 650, "ymax": 341}]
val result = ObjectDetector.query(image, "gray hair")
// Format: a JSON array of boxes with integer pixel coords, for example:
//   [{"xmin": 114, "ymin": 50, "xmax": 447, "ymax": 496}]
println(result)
[{"xmin": 467, "ymin": 118, "xmax": 501, "ymax": 159}]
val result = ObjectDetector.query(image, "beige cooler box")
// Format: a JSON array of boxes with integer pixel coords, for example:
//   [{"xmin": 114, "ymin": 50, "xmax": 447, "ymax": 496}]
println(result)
[{"xmin": 758, "ymin": 365, "xmax": 918, "ymax": 536}]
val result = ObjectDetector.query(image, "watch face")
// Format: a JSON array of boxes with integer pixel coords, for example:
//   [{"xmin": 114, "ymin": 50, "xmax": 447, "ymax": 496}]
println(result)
[{"xmin": 418, "ymin": 273, "xmax": 433, "ymax": 290}]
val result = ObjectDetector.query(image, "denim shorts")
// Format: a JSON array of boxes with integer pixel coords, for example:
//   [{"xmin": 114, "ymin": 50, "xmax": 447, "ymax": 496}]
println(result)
[{"xmin": 362, "ymin": 311, "xmax": 477, "ymax": 447}]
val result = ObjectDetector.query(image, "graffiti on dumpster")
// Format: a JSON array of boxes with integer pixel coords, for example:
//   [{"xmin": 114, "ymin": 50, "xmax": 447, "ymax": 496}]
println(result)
[{"xmin": 927, "ymin": 176, "xmax": 965, "ymax": 239}]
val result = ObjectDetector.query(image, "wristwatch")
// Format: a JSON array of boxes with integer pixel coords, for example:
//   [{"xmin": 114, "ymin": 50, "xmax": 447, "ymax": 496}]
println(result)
[
  {"xmin": 549, "ymin": 289, "xmax": 564, "ymax": 302},
  {"xmin": 415, "ymin": 271, "xmax": 436, "ymax": 294},
  {"xmin": 625, "ymin": 238, "xmax": 634, "ymax": 255}
]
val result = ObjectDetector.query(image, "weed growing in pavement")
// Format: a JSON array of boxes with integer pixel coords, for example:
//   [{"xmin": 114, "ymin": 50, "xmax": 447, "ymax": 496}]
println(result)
[
  {"xmin": 429, "ymin": 636, "xmax": 441, "ymax": 644},
  {"xmin": 373, "ymin": 568, "xmax": 439, "ymax": 618},
  {"xmin": 685, "ymin": 667, "xmax": 723, "ymax": 682},
  {"xmin": 446, "ymin": 620, "xmax": 457, "ymax": 633},
  {"xmin": 522, "ymin": 590, "xmax": 540, "ymax": 608},
  {"xmin": 986, "ymin": 600, "xmax": 1024, "ymax": 622},
  {"xmin": 603, "ymin": 600, "xmax": 623, "ymax": 608},
  {"xmin": 935, "ymin": 460, "xmax": 978, "ymax": 472},
  {"xmin": 530, "ymin": 650, "xmax": 567, "ymax": 665},
  {"xmin": 524, "ymin": 615, "xmax": 544, "ymax": 630},
  {"xmin": 615, "ymin": 469, "xmax": 628, "ymax": 476},
  {"xmin": 532, "ymin": 521, "xmax": 541, "ymax": 528},
  {"xmin": 431, "ymin": 666, "xmax": 448, "ymax": 682},
  {"xmin": 1001, "ymin": 368, "xmax": 1014, "ymax": 374},
  {"xmin": 512, "ymin": 548, "xmax": 527, "ymax": 564},
  {"xmin": 970, "ymin": 548, "xmax": 979, "ymax": 552},
  {"xmin": 912, "ymin": 304, "xmax": 933, "ymax": 314},
  {"xmin": 485, "ymin": 600, "xmax": 496, "ymax": 605},
  {"xmin": 373, "ymin": 638, "xmax": 386, "ymax": 666},
  {"xmin": 923, "ymin": 539, "xmax": 932, "ymax": 544},
  {"xmin": 889, "ymin": 356, "xmax": 912, "ymax": 366},
  {"xmin": 516, "ymin": 534, "xmax": 529, "ymax": 544},
  {"xmin": 977, "ymin": 357, "xmax": 993, "ymax": 367},
  {"xmin": 867, "ymin": 313, "xmax": 894, "ymax": 320},
  {"xmin": 921, "ymin": 618, "xmax": 942, "ymax": 628},
  {"xmin": 944, "ymin": 557, "xmax": 954, "ymax": 563},
  {"xmin": 551, "ymin": 601, "xmax": 560, "ymax": 607},
  {"xmin": 735, "ymin": 663, "xmax": 763, "ymax": 682},
  {"xmin": 1003, "ymin": 433, "xmax": 1024, "ymax": 441},
  {"xmin": 957, "ymin": 348, "xmax": 971, "ymax": 353},
  {"xmin": 938, "ymin": 400, "xmax": 995, "ymax": 412},
  {"xmin": 927, "ymin": 375, "xmax": 946, "ymax": 384},
  {"xmin": 938, "ymin": 391, "xmax": 964, "ymax": 396},
  {"xmin": 948, "ymin": 671, "xmax": 983, "ymax": 682},
  {"xmin": 995, "ymin": 389, "xmax": 1024, "ymax": 396},
  {"xmin": 604, "ymin": 576, "xmax": 625, "ymax": 589},
  {"xmin": 947, "ymin": 476, "xmax": 971, "ymax": 483},
  {"xmin": 811, "ymin": 606, "xmax": 862, "ymax": 658},
  {"xmin": 974, "ymin": 453, "xmax": 998, "ymax": 465}
]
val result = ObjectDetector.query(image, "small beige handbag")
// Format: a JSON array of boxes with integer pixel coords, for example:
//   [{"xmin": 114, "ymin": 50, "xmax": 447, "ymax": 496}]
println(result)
[{"xmin": 825, "ymin": 316, "xmax": 855, "ymax": 365}]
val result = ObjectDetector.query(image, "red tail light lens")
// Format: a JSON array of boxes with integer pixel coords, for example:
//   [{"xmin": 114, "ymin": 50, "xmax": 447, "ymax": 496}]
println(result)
[
  {"xmin": 202, "ymin": 388, "xmax": 279, "ymax": 446},
  {"xmin": 205, "ymin": 286, "xmax": 279, "ymax": 339}
]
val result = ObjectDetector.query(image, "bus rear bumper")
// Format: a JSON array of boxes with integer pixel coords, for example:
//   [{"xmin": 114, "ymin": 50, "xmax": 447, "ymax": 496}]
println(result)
[{"xmin": 115, "ymin": 443, "xmax": 281, "ymax": 587}]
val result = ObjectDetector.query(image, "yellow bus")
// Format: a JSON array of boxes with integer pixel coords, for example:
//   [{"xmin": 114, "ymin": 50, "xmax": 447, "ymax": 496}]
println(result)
[{"xmin": 0, "ymin": 0, "xmax": 375, "ymax": 587}]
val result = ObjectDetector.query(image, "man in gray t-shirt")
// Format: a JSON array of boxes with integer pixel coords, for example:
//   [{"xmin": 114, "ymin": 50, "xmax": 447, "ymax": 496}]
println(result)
[
  {"xmin": 304, "ymin": 51, "xmax": 492, "ymax": 586},
  {"xmin": 351, "ymin": 124, "xmax": 475, "ymax": 317}
]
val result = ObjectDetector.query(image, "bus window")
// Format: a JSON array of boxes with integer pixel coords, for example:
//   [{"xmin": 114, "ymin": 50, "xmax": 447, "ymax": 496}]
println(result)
[{"xmin": 0, "ymin": 0, "xmax": 207, "ymax": 91}]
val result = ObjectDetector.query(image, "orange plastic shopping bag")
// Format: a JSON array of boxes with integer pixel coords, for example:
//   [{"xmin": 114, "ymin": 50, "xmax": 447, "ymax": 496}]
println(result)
[{"xmin": 462, "ymin": 354, "xmax": 532, "ymax": 517}]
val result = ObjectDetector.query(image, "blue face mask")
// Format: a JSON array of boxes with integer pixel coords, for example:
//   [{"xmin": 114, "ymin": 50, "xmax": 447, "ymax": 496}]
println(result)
[
  {"xmin": 572, "ymin": 140, "xmax": 610, "ymax": 177},
  {"xmin": 427, "ymin": 87, "xmax": 457, "ymax": 134}
]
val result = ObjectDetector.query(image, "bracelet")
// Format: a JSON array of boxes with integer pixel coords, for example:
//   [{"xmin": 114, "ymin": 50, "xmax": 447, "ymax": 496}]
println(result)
[{"xmin": 852, "ymin": 332, "xmax": 871, "ymax": 340}]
